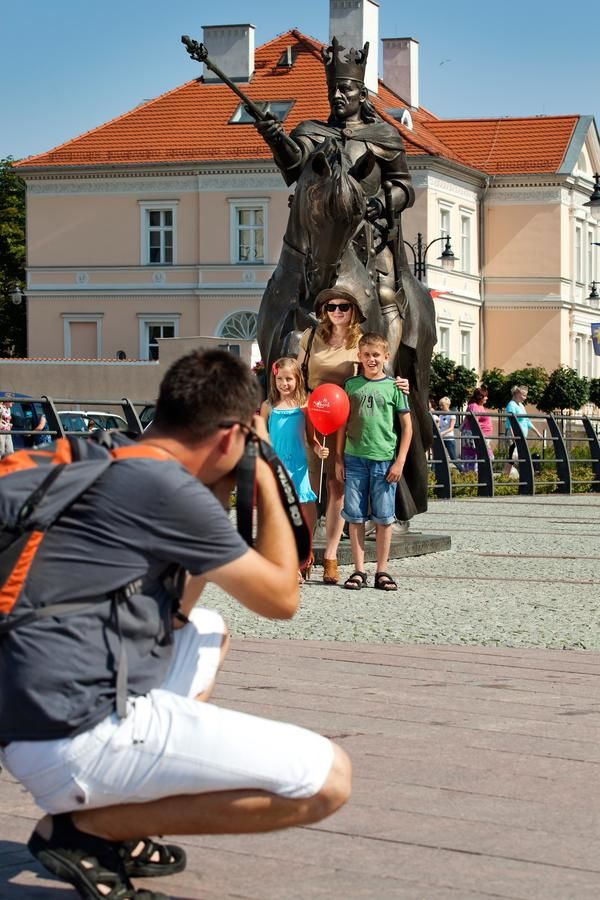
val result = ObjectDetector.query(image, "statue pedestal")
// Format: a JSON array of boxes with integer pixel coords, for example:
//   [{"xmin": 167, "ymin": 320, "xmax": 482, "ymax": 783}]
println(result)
[{"xmin": 313, "ymin": 532, "xmax": 451, "ymax": 565}]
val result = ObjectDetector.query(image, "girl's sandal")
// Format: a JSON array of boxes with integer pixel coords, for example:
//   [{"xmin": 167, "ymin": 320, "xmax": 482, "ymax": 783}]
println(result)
[
  {"xmin": 344, "ymin": 571, "xmax": 368, "ymax": 590},
  {"xmin": 374, "ymin": 571, "xmax": 398, "ymax": 591},
  {"xmin": 323, "ymin": 558, "xmax": 339, "ymax": 584}
]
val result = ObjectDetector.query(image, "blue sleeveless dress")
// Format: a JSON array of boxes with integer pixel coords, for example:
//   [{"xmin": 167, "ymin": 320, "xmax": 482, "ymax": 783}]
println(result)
[{"xmin": 268, "ymin": 407, "xmax": 317, "ymax": 503}]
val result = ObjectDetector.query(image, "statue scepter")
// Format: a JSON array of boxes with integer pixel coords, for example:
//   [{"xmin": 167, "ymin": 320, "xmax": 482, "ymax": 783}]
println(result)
[{"xmin": 181, "ymin": 35, "xmax": 273, "ymax": 124}]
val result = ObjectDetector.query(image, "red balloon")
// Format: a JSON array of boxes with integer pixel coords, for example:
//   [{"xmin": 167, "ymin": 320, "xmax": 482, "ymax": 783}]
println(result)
[{"xmin": 307, "ymin": 383, "xmax": 350, "ymax": 435}]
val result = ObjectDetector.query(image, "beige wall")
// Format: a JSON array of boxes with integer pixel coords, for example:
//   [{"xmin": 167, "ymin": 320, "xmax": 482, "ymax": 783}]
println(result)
[
  {"xmin": 485, "ymin": 203, "xmax": 562, "ymax": 277},
  {"xmin": 483, "ymin": 306, "xmax": 565, "ymax": 372},
  {"xmin": 0, "ymin": 337, "xmax": 255, "ymax": 406}
]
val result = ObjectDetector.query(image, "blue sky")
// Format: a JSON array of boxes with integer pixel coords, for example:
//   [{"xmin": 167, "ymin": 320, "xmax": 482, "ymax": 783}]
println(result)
[{"xmin": 2, "ymin": 0, "xmax": 598, "ymax": 162}]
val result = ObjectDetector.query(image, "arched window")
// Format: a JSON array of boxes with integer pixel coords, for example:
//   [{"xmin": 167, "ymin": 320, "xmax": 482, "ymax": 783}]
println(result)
[{"xmin": 219, "ymin": 311, "xmax": 258, "ymax": 340}]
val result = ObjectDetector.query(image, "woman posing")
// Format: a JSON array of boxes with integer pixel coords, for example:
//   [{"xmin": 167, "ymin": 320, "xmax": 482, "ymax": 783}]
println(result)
[
  {"xmin": 260, "ymin": 357, "xmax": 324, "ymax": 581},
  {"xmin": 298, "ymin": 291, "xmax": 408, "ymax": 584}
]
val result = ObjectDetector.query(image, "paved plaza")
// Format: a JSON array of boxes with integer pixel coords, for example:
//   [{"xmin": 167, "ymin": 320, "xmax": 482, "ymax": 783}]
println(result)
[{"xmin": 1, "ymin": 495, "xmax": 599, "ymax": 898}]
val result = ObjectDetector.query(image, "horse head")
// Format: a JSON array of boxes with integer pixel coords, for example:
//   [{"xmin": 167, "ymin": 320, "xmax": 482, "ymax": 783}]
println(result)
[{"xmin": 295, "ymin": 141, "xmax": 370, "ymax": 299}]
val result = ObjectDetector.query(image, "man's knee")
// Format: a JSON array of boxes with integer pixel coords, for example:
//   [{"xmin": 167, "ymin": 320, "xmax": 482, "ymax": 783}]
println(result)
[{"xmin": 304, "ymin": 743, "xmax": 352, "ymax": 823}]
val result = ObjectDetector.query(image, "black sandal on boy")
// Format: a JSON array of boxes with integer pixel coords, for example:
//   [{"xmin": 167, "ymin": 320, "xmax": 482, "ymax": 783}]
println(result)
[
  {"xmin": 27, "ymin": 813, "xmax": 171, "ymax": 900},
  {"xmin": 122, "ymin": 837, "xmax": 186, "ymax": 878},
  {"xmin": 374, "ymin": 571, "xmax": 398, "ymax": 591},
  {"xmin": 344, "ymin": 571, "xmax": 368, "ymax": 590}
]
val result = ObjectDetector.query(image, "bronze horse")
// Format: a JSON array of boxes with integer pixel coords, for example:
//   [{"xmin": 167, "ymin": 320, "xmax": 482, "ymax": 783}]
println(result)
[{"xmin": 257, "ymin": 140, "xmax": 436, "ymax": 516}]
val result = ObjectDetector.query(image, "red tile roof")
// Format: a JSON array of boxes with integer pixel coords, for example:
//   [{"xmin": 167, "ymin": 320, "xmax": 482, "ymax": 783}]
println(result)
[
  {"xmin": 15, "ymin": 30, "xmax": 579, "ymax": 176},
  {"xmin": 426, "ymin": 116, "xmax": 579, "ymax": 175}
]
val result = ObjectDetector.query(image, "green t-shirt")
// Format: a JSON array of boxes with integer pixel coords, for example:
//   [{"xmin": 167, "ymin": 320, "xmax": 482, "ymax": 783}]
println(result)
[{"xmin": 344, "ymin": 374, "xmax": 410, "ymax": 461}]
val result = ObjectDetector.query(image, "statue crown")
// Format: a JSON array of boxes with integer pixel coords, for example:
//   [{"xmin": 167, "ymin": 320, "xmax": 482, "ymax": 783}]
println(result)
[{"xmin": 322, "ymin": 36, "xmax": 369, "ymax": 88}]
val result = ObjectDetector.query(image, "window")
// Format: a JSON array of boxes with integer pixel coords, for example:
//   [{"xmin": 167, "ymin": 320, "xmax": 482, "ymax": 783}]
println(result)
[
  {"xmin": 588, "ymin": 231, "xmax": 594, "ymax": 286},
  {"xmin": 62, "ymin": 314, "xmax": 103, "ymax": 359},
  {"xmin": 574, "ymin": 336, "xmax": 582, "ymax": 374},
  {"xmin": 138, "ymin": 315, "xmax": 180, "ymax": 360},
  {"xmin": 229, "ymin": 200, "xmax": 268, "ymax": 264},
  {"xmin": 575, "ymin": 225, "xmax": 583, "ymax": 283},
  {"xmin": 139, "ymin": 201, "xmax": 178, "ymax": 266},
  {"xmin": 438, "ymin": 326, "xmax": 450, "ymax": 359},
  {"xmin": 586, "ymin": 339, "xmax": 593, "ymax": 378},
  {"xmin": 439, "ymin": 206, "xmax": 451, "ymax": 240},
  {"xmin": 230, "ymin": 100, "xmax": 293, "ymax": 124},
  {"xmin": 219, "ymin": 311, "xmax": 258, "ymax": 340},
  {"xmin": 460, "ymin": 330, "xmax": 471, "ymax": 369},
  {"xmin": 460, "ymin": 215, "xmax": 471, "ymax": 273}
]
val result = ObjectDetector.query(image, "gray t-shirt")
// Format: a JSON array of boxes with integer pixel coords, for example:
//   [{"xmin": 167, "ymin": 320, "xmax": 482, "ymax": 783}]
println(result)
[{"xmin": 0, "ymin": 457, "xmax": 248, "ymax": 742}]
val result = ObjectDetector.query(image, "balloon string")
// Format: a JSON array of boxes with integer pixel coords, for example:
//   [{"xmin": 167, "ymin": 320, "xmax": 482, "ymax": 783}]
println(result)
[{"xmin": 318, "ymin": 434, "xmax": 326, "ymax": 504}]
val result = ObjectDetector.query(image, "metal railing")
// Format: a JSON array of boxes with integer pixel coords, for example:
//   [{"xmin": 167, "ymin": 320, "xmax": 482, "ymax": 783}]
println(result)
[{"xmin": 429, "ymin": 409, "xmax": 600, "ymax": 498}]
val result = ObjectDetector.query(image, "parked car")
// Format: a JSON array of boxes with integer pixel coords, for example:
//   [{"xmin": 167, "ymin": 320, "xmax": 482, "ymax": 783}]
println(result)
[
  {"xmin": 0, "ymin": 391, "xmax": 50, "ymax": 449},
  {"xmin": 58, "ymin": 410, "xmax": 129, "ymax": 432}
]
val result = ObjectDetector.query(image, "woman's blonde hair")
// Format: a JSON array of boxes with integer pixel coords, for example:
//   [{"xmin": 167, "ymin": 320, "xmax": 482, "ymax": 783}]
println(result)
[
  {"xmin": 317, "ymin": 301, "xmax": 362, "ymax": 349},
  {"xmin": 438, "ymin": 396, "xmax": 451, "ymax": 409},
  {"xmin": 268, "ymin": 357, "xmax": 308, "ymax": 406}
]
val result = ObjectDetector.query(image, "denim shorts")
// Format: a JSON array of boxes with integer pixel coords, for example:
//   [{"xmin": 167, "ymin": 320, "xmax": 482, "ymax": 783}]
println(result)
[{"xmin": 342, "ymin": 454, "xmax": 397, "ymax": 525}]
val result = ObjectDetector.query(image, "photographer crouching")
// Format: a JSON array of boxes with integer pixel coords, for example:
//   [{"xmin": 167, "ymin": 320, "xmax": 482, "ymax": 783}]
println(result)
[{"xmin": 0, "ymin": 349, "xmax": 351, "ymax": 900}]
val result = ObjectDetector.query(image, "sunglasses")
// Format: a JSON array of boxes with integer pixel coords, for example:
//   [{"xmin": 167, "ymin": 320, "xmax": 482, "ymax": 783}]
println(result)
[{"xmin": 325, "ymin": 302, "xmax": 352, "ymax": 312}]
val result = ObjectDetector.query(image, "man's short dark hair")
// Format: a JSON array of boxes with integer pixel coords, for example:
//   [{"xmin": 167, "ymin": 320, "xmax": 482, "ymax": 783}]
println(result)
[{"xmin": 153, "ymin": 349, "xmax": 260, "ymax": 440}]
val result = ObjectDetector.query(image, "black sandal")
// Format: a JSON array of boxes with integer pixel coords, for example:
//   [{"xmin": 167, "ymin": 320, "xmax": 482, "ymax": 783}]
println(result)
[
  {"xmin": 122, "ymin": 837, "xmax": 186, "ymax": 878},
  {"xmin": 374, "ymin": 571, "xmax": 398, "ymax": 591},
  {"xmin": 28, "ymin": 814, "xmax": 170, "ymax": 900},
  {"xmin": 344, "ymin": 571, "xmax": 368, "ymax": 590}
]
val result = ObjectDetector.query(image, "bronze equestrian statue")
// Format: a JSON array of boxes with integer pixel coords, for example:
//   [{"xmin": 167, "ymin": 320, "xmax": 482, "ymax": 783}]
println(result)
[{"xmin": 182, "ymin": 35, "xmax": 436, "ymax": 517}]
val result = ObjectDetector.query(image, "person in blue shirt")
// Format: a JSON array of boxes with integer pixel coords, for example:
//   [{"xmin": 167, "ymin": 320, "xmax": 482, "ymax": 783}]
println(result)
[{"xmin": 503, "ymin": 385, "xmax": 543, "ymax": 477}]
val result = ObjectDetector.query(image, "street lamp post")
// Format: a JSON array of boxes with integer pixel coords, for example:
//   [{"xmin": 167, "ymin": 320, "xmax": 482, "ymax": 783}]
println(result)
[
  {"xmin": 583, "ymin": 173, "xmax": 600, "ymax": 213},
  {"xmin": 402, "ymin": 232, "xmax": 457, "ymax": 281},
  {"xmin": 8, "ymin": 284, "xmax": 27, "ymax": 356},
  {"xmin": 590, "ymin": 241, "xmax": 600, "ymax": 301}
]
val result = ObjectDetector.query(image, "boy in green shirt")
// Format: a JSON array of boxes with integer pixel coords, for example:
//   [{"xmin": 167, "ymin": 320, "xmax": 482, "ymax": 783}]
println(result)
[{"xmin": 335, "ymin": 333, "xmax": 413, "ymax": 591}]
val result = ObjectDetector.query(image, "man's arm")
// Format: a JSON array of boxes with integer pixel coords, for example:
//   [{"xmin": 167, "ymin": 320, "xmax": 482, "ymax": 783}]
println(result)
[
  {"xmin": 194, "ymin": 457, "xmax": 300, "ymax": 620},
  {"xmin": 387, "ymin": 411, "xmax": 413, "ymax": 483}
]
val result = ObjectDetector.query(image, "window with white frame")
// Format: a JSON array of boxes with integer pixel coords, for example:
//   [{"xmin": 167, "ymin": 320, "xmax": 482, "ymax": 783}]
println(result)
[
  {"xmin": 139, "ymin": 201, "xmax": 178, "ymax": 265},
  {"xmin": 439, "ymin": 205, "xmax": 451, "ymax": 240},
  {"xmin": 138, "ymin": 315, "xmax": 180, "ymax": 360},
  {"xmin": 588, "ymin": 230, "xmax": 594, "ymax": 286},
  {"xmin": 460, "ymin": 214, "xmax": 471, "ymax": 273},
  {"xmin": 574, "ymin": 336, "xmax": 582, "ymax": 374},
  {"xmin": 219, "ymin": 311, "xmax": 258, "ymax": 340},
  {"xmin": 575, "ymin": 225, "xmax": 583, "ymax": 283},
  {"xmin": 586, "ymin": 339, "xmax": 593, "ymax": 378},
  {"xmin": 438, "ymin": 326, "xmax": 450, "ymax": 358},
  {"xmin": 460, "ymin": 330, "xmax": 471, "ymax": 369},
  {"xmin": 229, "ymin": 199, "xmax": 268, "ymax": 264},
  {"xmin": 62, "ymin": 314, "xmax": 103, "ymax": 359}
]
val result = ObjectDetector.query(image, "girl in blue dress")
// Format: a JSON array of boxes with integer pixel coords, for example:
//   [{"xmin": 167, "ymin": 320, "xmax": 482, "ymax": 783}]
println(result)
[{"xmin": 260, "ymin": 357, "xmax": 327, "ymax": 581}]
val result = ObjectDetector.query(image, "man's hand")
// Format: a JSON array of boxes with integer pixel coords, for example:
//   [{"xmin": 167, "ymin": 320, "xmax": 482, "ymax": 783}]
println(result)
[
  {"xmin": 255, "ymin": 118, "xmax": 285, "ymax": 144},
  {"xmin": 366, "ymin": 197, "xmax": 384, "ymax": 223},
  {"xmin": 387, "ymin": 460, "xmax": 404, "ymax": 483}
]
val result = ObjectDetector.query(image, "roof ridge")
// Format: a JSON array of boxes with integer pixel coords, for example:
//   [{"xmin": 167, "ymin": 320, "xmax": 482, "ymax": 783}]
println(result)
[{"xmin": 429, "ymin": 114, "xmax": 581, "ymax": 126}]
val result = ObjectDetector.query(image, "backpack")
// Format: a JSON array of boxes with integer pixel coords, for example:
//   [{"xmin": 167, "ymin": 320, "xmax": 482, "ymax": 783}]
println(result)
[{"xmin": 0, "ymin": 433, "xmax": 175, "ymax": 718}]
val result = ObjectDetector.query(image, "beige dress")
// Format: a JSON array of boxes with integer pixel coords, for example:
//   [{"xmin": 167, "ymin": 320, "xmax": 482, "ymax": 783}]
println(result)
[{"xmin": 300, "ymin": 328, "xmax": 358, "ymax": 478}]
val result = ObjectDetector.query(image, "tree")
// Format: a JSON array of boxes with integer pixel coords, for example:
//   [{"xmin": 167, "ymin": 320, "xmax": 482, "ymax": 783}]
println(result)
[
  {"xmin": 481, "ymin": 367, "xmax": 508, "ymax": 409},
  {"xmin": 589, "ymin": 378, "xmax": 600, "ymax": 409},
  {"xmin": 430, "ymin": 353, "xmax": 478, "ymax": 409},
  {"xmin": 505, "ymin": 366, "xmax": 548, "ymax": 405},
  {"xmin": 0, "ymin": 157, "xmax": 26, "ymax": 357},
  {"xmin": 538, "ymin": 366, "xmax": 589, "ymax": 414}
]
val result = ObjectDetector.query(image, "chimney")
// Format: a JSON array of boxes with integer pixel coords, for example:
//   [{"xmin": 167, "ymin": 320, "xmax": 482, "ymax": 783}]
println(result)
[
  {"xmin": 329, "ymin": 0, "xmax": 379, "ymax": 95},
  {"xmin": 382, "ymin": 38, "xmax": 419, "ymax": 109},
  {"xmin": 201, "ymin": 24, "xmax": 255, "ymax": 83}
]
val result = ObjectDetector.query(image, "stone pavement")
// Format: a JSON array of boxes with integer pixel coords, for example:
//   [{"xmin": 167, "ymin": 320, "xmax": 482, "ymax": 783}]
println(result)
[{"xmin": 1, "ymin": 495, "xmax": 599, "ymax": 899}]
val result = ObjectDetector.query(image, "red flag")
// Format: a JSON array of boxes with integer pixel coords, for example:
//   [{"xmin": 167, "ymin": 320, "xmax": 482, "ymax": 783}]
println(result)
[{"xmin": 430, "ymin": 290, "xmax": 452, "ymax": 299}]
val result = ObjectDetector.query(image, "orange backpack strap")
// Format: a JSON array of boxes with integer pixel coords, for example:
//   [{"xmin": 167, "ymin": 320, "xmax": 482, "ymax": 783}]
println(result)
[{"xmin": 110, "ymin": 445, "xmax": 174, "ymax": 462}]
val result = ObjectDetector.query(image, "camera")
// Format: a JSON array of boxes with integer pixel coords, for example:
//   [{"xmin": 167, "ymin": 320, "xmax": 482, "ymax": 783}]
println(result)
[{"xmin": 235, "ymin": 428, "xmax": 311, "ymax": 566}]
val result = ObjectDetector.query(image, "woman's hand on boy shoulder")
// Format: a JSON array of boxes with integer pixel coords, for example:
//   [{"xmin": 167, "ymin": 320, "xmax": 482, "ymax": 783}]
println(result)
[{"xmin": 394, "ymin": 376, "xmax": 409, "ymax": 395}]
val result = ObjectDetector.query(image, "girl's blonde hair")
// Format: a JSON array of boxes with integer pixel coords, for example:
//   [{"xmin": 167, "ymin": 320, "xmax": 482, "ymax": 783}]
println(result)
[
  {"xmin": 317, "ymin": 301, "xmax": 362, "ymax": 349},
  {"xmin": 268, "ymin": 357, "xmax": 307, "ymax": 406}
]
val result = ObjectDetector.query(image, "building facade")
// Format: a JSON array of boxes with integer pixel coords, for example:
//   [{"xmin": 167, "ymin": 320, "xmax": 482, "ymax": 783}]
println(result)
[{"xmin": 12, "ymin": 0, "xmax": 600, "ymax": 392}]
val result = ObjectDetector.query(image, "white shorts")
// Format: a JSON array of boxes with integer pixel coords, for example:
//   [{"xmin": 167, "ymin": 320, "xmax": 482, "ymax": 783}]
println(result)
[{"xmin": 1, "ymin": 608, "xmax": 334, "ymax": 814}]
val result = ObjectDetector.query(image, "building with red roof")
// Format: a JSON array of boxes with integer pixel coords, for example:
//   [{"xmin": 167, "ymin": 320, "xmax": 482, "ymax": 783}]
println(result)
[{"xmin": 9, "ymin": 0, "xmax": 600, "ymax": 398}]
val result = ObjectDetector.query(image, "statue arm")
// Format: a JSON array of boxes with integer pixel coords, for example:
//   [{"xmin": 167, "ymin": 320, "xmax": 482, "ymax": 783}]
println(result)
[{"xmin": 254, "ymin": 119, "xmax": 310, "ymax": 186}]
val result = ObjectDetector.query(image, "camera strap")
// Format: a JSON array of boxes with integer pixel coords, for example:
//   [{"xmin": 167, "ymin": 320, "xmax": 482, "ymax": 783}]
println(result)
[{"xmin": 235, "ymin": 438, "xmax": 312, "ymax": 567}]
